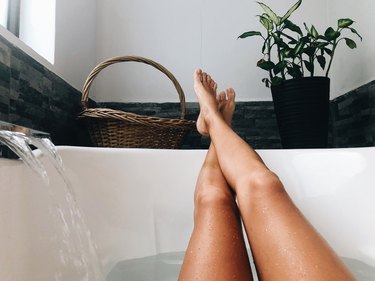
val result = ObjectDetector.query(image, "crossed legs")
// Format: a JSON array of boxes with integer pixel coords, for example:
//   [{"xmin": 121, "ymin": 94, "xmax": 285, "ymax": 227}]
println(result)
[{"xmin": 178, "ymin": 70, "xmax": 355, "ymax": 281}]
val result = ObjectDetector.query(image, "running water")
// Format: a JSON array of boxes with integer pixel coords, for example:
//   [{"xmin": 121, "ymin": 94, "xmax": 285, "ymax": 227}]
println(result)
[
  {"xmin": 0, "ymin": 130, "xmax": 105, "ymax": 281},
  {"xmin": 29, "ymin": 137, "xmax": 74, "ymax": 194},
  {"xmin": 0, "ymin": 131, "xmax": 48, "ymax": 183}
]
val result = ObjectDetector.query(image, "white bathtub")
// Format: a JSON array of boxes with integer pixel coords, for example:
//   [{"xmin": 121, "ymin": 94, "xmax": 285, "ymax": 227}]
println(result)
[{"xmin": 1, "ymin": 146, "xmax": 375, "ymax": 280}]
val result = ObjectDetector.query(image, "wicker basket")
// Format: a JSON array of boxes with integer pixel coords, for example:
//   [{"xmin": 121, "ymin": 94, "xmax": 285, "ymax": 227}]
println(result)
[{"xmin": 78, "ymin": 56, "xmax": 196, "ymax": 149}]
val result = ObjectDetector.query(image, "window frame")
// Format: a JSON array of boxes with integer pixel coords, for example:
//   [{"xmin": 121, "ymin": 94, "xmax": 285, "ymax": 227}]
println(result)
[{"xmin": 6, "ymin": 0, "xmax": 21, "ymax": 37}]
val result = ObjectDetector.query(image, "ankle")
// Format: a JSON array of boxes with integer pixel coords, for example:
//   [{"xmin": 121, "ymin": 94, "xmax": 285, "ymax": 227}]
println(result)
[{"xmin": 204, "ymin": 110, "xmax": 223, "ymax": 132}]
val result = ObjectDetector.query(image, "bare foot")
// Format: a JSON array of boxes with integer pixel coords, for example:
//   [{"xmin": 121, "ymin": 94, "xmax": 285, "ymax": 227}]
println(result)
[
  {"xmin": 194, "ymin": 69, "xmax": 220, "ymax": 136},
  {"xmin": 217, "ymin": 88, "xmax": 236, "ymax": 126}
]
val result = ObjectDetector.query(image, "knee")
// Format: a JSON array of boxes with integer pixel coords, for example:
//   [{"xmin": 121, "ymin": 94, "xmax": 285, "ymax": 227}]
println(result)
[
  {"xmin": 238, "ymin": 169, "xmax": 284, "ymax": 195},
  {"xmin": 194, "ymin": 184, "xmax": 233, "ymax": 210}
]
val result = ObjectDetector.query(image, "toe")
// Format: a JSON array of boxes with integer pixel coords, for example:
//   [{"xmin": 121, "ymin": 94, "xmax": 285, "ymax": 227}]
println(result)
[
  {"xmin": 219, "ymin": 91, "xmax": 226, "ymax": 102},
  {"xmin": 194, "ymin": 68, "xmax": 202, "ymax": 77},
  {"xmin": 202, "ymin": 73, "xmax": 208, "ymax": 86},
  {"xmin": 206, "ymin": 74, "xmax": 212, "ymax": 87},
  {"xmin": 194, "ymin": 69, "xmax": 203, "ymax": 83},
  {"xmin": 227, "ymin": 88, "xmax": 236, "ymax": 101}
]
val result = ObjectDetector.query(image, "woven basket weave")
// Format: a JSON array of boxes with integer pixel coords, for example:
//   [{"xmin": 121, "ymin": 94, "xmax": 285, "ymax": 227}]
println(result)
[{"xmin": 78, "ymin": 56, "xmax": 196, "ymax": 149}]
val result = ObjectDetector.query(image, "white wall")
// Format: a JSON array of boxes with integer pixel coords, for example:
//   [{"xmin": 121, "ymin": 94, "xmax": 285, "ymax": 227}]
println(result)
[
  {"xmin": 327, "ymin": 0, "xmax": 375, "ymax": 99},
  {"xmin": 54, "ymin": 0, "xmax": 97, "ymax": 92},
  {"xmin": 0, "ymin": 0, "xmax": 9, "ymax": 27},
  {"xmin": 1, "ymin": 0, "xmax": 374, "ymax": 102},
  {"xmin": 20, "ymin": 0, "xmax": 56, "ymax": 64},
  {"xmin": 92, "ymin": 0, "xmax": 328, "ymax": 102}
]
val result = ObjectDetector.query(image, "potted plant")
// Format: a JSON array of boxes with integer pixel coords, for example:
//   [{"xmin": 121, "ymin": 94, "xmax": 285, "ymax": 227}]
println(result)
[{"xmin": 239, "ymin": 0, "xmax": 362, "ymax": 148}]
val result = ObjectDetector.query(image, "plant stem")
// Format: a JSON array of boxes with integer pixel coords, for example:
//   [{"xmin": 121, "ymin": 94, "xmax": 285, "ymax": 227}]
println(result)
[
  {"xmin": 267, "ymin": 33, "xmax": 273, "ymax": 79},
  {"xmin": 310, "ymin": 41, "xmax": 316, "ymax": 76},
  {"xmin": 277, "ymin": 46, "xmax": 286, "ymax": 80},
  {"xmin": 276, "ymin": 29, "xmax": 286, "ymax": 80},
  {"xmin": 326, "ymin": 28, "xmax": 342, "ymax": 77},
  {"xmin": 325, "ymin": 42, "xmax": 336, "ymax": 77}
]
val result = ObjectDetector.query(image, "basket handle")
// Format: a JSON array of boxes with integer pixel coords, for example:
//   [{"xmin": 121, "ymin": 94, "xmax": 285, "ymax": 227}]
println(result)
[{"xmin": 81, "ymin": 56, "xmax": 187, "ymax": 119}]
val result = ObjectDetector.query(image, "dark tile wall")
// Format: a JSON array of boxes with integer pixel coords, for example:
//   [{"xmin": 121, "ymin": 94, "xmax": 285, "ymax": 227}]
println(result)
[
  {"xmin": 0, "ymin": 34, "xmax": 91, "ymax": 147},
  {"xmin": 99, "ymin": 79, "xmax": 375, "ymax": 149},
  {"xmin": 97, "ymin": 102, "xmax": 282, "ymax": 149},
  {"xmin": 1, "ymin": 32, "xmax": 375, "ymax": 150},
  {"xmin": 330, "ymin": 80, "xmax": 375, "ymax": 147}
]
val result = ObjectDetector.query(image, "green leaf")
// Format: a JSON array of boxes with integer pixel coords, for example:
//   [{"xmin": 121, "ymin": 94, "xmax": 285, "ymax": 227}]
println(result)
[
  {"xmin": 338, "ymin": 18, "xmax": 354, "ymax": 28},
  {"xmin": 303, "ymin": 60, "xmax": 314, "ymax": 73},
  {"xmin": 257, "ymin": 2, "xmax": 280, "ymax": 26},
  {"xmin": 281, "ymin": 48, "xmax": 293, "ymax": 58},
  {"xmin": 287, "ymin": 64, "xmax": 303, "ymax": 78},
  {"xmin": 311, "ymin": 25, "xmax": 319, "ymax": 39},
  {"xmin": 324, "ymin": 27, "xmax": 341, "ymax": 41},
  {"xmin": 317, "ymin": 55, "xmax": 326, "ymax": 69},
  {"xmin": 350, "ymin": 27, "xmax": 363, "ymax": 41},
  {"xmin": 314, "ymin": 41, "xmax": 329, "ymax": 48},
  {"xmin": 344, "ymin": 38, "xmax": 357, "ymax": 49},
  {"xmin": 271, "ymin": 76, "xmax": 284, "ymax": 86},
  {"xmin": 238, "ymin": 31, "xmax": 262, "ymax": 39},
  {"xmin": 303, "ymin": 22, "xmax": 310, "ymax": 34},
  {"xmin": 262, "ymin": 40, "xmax": 267, "ymax": 54},
  {"xmin": 262, "ymin": 78, "xmax": 271, "ymax": 88},
  {"xmin": 279, "ymin": 31, "xmax": 298, "ymax": 44},
  {"xmin": 293, "ymin": 41, "xmax": 306, "ymax": 57},
  {"xmin": 317, "ymin": 35, "xmax": 327, "ymax": 40},
  {"xmin": 257, "ymin": 59, "xmax": 275, "ymax": 70},
  {"xmin": 283, "ymin": 19, "xmax": 303, "ymax": 35},
  {"xmin": 259, "ymin": 15, "xmax": 273, "ymax": 31},
  {"xmin": 273, "ymin": 34, "xmax": 289, "ymax": 49},
  {"xmin": 324, "ymin": 47, "xmax": 333, "ymax": 56},
  {"xmin": 281, "ymin": 0, "xmax": 302, "ymax": 23},
  {"xmin": 303, "ymin": 46, "xmax": 316, "ymax": 57},
  {"xmin": 300, "ymin": 36, "xmax": 311, "ymax": 43},
  {"xmin": 273, "ymin": 61, "xmax": 288, "ymax": 75}
]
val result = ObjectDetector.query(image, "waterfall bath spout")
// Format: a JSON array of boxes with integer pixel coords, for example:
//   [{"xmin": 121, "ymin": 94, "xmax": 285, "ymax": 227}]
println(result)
[
  {"xmin": 0, "ymin": 120, "xmax": 50, "ymax": 159},
  {"xmin": 0, "ymin": 121, "xmax": 51, "ymax": 182},
  {"xmin": 0, "ymin": 120, "xmax": 50, "ymax": 138}
]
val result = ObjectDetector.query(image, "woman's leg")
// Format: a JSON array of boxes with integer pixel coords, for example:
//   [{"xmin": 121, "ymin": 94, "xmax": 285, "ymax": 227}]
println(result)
[
  {"xmin": 193, "ymin": 69, "xmax": 355, "ymax": 281},
  {"xmin": 178, "ymin": 79, "xmax": 253, "ymax": 281}
]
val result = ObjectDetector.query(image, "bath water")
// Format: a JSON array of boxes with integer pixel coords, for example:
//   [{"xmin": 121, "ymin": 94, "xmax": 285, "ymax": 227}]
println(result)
[
  {"xmin": 106, "ymin": 251, "xmax": 375, "ymax": 281},
  {"xmin": 0, "ymin": 131, "xmax": 105, "ymax": 281},
  {"xmin": 107, "ymin": 252, "xmax": 184, "ymax": 281}
]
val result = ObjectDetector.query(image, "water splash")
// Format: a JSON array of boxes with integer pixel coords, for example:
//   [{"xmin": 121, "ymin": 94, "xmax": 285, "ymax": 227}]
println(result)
[{"xmin": 0, "ymin": 130, "xmax": 105, "ymax": 281}]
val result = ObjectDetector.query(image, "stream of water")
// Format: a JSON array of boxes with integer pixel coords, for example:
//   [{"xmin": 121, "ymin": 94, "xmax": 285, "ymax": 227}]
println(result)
[{"xmin": 0, "ymin": 130, "xmax": 105, "ymax": 281}]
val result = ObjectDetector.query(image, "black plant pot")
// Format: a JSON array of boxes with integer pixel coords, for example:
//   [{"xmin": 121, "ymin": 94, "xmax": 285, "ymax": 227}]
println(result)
[{"xmin": 271, "ymin": 77, "xmax": 330, "ymax": 149}]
